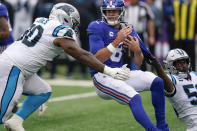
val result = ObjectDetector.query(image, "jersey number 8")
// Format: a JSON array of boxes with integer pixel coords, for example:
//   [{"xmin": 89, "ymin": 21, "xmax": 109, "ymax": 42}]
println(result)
[{"xmin": 110, "ymin": 46, "xmax": 122, "ymax": 62}]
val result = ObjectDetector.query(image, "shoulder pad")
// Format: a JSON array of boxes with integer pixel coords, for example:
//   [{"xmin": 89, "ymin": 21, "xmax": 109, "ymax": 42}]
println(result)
[
  {"xmin": 52, "ymin": 24, "xmax": 75, "ymax": 40},
  {"xmin": 87, "ymin": 20, "xmax": 104, "ymax": 36},
  {"xmin": 34, "ymin": 17, "xmax": 49, "ymax": 25}
]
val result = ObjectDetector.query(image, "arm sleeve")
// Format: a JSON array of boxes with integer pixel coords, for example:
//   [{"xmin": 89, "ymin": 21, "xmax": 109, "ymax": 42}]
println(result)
[
  {"xmin": 0, "ymin": 4, "xmax": 8, "ymax": 19},
  {"xmin": 89, "ymin": 34, "xmax": 105, "ymax": 55},
  {"xmin": 130, "ymin": 28, "xmax": 151, "ymax": 56},
  {"xmin": 87, "ymin": 21, "xmax": 105, "ymax": 55}
]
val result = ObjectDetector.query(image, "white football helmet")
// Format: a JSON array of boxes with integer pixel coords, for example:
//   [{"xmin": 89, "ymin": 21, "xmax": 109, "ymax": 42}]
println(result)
[
  {"xmin": 49, "ymin": 3, "xmax": 80, "ymax": 29},
  {"xmin": 164, "ymin": 48, "xmax": 191, "ymax": 79}
]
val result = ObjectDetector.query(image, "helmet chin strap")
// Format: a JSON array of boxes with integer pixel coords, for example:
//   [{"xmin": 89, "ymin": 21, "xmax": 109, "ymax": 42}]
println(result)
[
  {"xmin": 170, "ymin": 65, "xmax": 191, "ymax": 79},
  {"xmin": 107, "ymin": 20, "xmax": 119, "ymax": 26},
  {"xmin": 177, "ymin": 70, "xmax": 191, "ymax": 79},
  {"xmin": 177, "ymin": 72, "xmax": 188, "ymax": 79}
]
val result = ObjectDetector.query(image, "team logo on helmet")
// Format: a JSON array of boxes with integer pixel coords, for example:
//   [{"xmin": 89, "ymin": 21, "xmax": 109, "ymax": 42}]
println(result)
[{"xmin": 175, "ymin": 49, "xmax": 185, "ymax": 56}]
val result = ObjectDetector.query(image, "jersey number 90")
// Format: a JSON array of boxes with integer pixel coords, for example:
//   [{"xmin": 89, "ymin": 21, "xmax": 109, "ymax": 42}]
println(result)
[{"xmin": 18, "ymin": 24, "xmax": 44, "ymax": 47}]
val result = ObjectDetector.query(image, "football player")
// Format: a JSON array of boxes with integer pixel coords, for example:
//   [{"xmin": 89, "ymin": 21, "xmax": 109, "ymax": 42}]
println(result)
[
  {"xmin": 147, "ymin": 48, "xmax": 197, "ymax": 131},
  {"xmin": 0, "ymin": 2, "xmax": 19, "ymax": 114},
  {"xmin": 0, "ymin": 2, "xmax": 14, "ymax": 53},
  {"xmin": 0, "ymin": 3, "xmax": 131, "ymax": 131},
  {"xmin": 87, "ymin": 0, "xmax": 169, "ymax": 130}
]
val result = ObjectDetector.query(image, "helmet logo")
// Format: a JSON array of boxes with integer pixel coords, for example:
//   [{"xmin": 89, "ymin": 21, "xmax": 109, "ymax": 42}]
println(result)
[
  {"xmin": 57, "ymin": 5, "xmax": 74, "ymax": 16},
  {"xmin": 175, "ymin": 49, "xmax": 184, "ymax": 56},
  {"xmin": 110, "ymin": 0, "xmax": 113, "ymax": 7}
]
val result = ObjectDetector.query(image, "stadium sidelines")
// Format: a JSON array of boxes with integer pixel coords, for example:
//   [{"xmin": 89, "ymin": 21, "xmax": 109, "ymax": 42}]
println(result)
[{"xmin": 18, "ymin": 79, "xmax": 96, "ymax": 107}]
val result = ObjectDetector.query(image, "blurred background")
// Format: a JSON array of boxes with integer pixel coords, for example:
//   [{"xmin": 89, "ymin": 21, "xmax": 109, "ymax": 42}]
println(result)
[{"xmin": 1, "ymin": 0, "xmax": 197, "ymax": 80}]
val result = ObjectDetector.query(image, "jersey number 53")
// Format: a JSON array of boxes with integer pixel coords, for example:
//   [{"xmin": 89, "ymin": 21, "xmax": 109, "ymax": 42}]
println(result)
[{"xmin": 183, "ymin": 84, "xmax": 197, "ymax": 105}]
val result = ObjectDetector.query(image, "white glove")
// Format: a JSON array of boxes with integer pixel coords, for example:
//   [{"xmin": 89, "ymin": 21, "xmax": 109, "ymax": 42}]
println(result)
[
  {"xmin": 103, "ymin": 65, "xmax": 130, "ymax": 80},
  {"xmin": 121, "ymin": 64, "xmax": 130, "ymax": 72}
]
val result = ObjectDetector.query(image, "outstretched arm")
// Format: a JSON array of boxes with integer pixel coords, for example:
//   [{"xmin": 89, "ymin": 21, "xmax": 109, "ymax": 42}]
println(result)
[
  {"xmin": 54, "ymin": 38, "xmax": 104, "ymax": 73},
  {"xmin": 53, "ymin": 38, "xmax": 130, "ymax": 80},
  {"xmin": 145, "ymin": 55, "xmax": 175, "ymax": 96}
]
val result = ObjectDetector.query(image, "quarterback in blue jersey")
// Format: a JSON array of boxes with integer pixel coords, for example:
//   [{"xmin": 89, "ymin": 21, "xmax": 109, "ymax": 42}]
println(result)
[
  {"xmin": 0, "ymin": 3, "xmax": 14, "ymax": 53},
  {"xmin": 87, "ymin": 0, "xmax": 169, "ymax": 130}
]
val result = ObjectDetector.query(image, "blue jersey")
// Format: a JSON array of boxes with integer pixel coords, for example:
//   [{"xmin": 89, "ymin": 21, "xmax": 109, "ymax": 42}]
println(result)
[
  {"xmin": 87, "ymin": 19, "xmax": 151, "ymax": 76},
  {"xmin": 0, "ymin": 3, "xmax": 14, "ymax": 46}
]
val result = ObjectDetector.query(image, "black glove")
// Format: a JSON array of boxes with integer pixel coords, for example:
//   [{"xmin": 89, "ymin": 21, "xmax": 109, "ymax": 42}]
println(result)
[{"xmin": 145, "ymin": 54, "xmax": 161, "ymax": 70}]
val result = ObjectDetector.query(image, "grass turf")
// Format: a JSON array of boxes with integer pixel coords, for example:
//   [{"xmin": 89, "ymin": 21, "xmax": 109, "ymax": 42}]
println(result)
[{"xmin": 0, "ymin": 85, "xmax": 186, "ymax": 131}]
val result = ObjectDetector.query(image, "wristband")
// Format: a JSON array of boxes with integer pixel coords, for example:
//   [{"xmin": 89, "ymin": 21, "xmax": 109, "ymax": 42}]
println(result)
[
  {"xmin": 164, "ymin": 87, "xmax": 176, "ymax": 97},
  {"xmin": 107, "ymin": 43, "xmax": 117, "ymax": 53}
]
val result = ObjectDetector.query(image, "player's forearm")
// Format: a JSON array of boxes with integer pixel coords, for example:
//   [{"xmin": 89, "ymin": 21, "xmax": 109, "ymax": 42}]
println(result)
[
  {"xmin": 64, "ymin": 44, "xmax": 105, "ymax": 73},
  {"xmin": 132, "ymin": 51, "xmax": 143, "ymax": 67},
  {"xmin": 75, "ymin": 49, "xmax": 105, "ymax": 73},
  {"xmin": 155, "ymin": 66, "xmax": 175, "ymax": 93},
  {"xmin": 56, "ymin": 38, "xmax": 105, "ymax": 73},
  {"xmin": 95, "ymin": 48, "xmax": 112, "ymax": 63}
]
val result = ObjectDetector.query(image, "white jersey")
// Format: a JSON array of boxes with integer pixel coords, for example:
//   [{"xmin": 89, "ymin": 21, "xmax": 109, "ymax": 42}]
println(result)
[
  {"xmin": 167, "ymin": 72, "xmax": 197, "ymax": 130},
  {"xmin": 2, "ymin": 17, "xmax": 76, "ymax": 77}
]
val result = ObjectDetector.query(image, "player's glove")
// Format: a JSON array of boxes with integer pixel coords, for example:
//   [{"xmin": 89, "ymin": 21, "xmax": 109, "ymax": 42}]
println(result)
[
  {"xmin": 121, "ymin": 64, "xmax": 130, "ymax": 72},
  {"xmin": 144, "ymin": 54, "xmax": 161, "ymax": 70},
  {"xmin": 103, "ymin": 65, "xmax": 130, "ymax": 80}
]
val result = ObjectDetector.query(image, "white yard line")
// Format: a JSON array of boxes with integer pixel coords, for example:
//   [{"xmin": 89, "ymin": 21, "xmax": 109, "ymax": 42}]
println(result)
[
  {"xmin": 18, "ymin": 92, "xmax": 97, "ymax": 107},
  {"xmin": 45, "ymin": 79, "xmax": 93, "ymax": 87},
  {"xmin": 49, "ymin": 92, "xmax": 97, "ymax": 102},
  {"xmin": 18, "ymin": 79, "xmax": 95, "ymax": 107}
]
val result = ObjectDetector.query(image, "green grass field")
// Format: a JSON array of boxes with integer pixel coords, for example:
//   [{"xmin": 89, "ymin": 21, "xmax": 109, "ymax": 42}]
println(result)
[{"xmin": 0, "ymin": 85, "xmax": 186, "ymax": 131}]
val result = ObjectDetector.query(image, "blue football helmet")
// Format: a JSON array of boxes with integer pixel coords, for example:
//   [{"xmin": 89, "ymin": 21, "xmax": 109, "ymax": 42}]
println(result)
[{"xmin": 101, "ymin": 0, "xmax": 125, "ymax": 26}]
